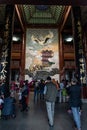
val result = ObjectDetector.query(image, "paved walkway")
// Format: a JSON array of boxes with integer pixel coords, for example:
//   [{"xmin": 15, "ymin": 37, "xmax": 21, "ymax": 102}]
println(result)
[{"xmin": 0, "ymin": 92, "xmax": 86, "ymax": 130}]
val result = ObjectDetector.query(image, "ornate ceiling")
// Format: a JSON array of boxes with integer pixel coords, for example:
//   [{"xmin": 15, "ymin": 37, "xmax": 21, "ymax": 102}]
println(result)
[
  {"xmin": 20, "ymin": 5, "xmax": 66, "ymax": 25},
  {"xmin": 0, "ymin": 5, "xmax": 87, "ymax": 30},
  {"xmin": 0, "ymin": 5, "xmax": 71, "ymax": 31},
  {"xmin": 0, "ymin": 5, "xmax": 69, "ymax": 28}
]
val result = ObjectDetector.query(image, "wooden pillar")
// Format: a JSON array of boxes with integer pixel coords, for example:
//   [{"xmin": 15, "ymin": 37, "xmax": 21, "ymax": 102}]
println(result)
[
  {"xmin": 15, "ymin": 5, "xmax": 25, "ymax": 81},
  {"xmin": 59, "ymin": 6, "xmax": 71, "ymax": 80},
  {"xmin": 20, "ymin": 33, "xmax": 26, "ymax": 80},
  {"xmin": 0, "ymin": 5, "xmax": 15, "ymax": 97},
  {"xmin": 71, "ymin": 6, "xmax": 87, "ymax": 86},
  {"xmin": 59, "ymin": 31, "xmax": 65, "ymax": 80}
]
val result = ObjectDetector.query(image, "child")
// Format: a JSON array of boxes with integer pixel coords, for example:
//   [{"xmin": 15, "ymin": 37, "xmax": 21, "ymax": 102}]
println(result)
[{"xmin": 62, "ymin": 87, "xmax": 67, "ymax": 103}]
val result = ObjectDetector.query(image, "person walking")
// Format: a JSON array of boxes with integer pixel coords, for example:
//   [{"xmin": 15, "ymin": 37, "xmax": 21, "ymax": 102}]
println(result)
[
  {"xmin": 59, "ymin": 79, "xmax": 64, "ymax": 103},
  {"xmin": 68, "ymin": 78, "xmax": 82, "ymax": 130},
  {"xmin": 21, "ymin": 81, "xmax": 29, "ymax": 112},
  {"xmin": 33, "ymin": 80, "xmax": 40, "ymax": 103},
  {"xmin": 39, "ymin": 79, "xmax": 45, "ymax": 100},
  {"xmin": 44, "ymin": 76, "xmax": 57, "ymax": 127}
]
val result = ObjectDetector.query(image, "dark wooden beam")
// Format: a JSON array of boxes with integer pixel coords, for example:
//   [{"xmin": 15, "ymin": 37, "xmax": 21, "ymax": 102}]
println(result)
[
  {"xmin": 0, "ymin": 0, "xmax": 87, "ymax": 5},
  {"xmin": 15, "ymin": 5, "xmax": 25, "ymax": 32},
  {"xmin": 60, "ymin": 6, "xmax": 71, "ymax": 32},
  {"xmin": 26, "ymin": 24, "xmax": 59, "ymax": 29},
  {"xmin": 62, "ymin": 29, "xmax": 72, "ymax": 33}
]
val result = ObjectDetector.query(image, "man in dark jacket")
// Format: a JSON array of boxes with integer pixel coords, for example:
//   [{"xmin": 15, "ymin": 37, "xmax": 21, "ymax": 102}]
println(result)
[
  {"xmin": 68, "ymin": 78, "xmax": 82, "ymax": 130},
  {"xmin": 21, "ymin": 81, "xmax": 29, "ymax": 112},
  {"xmin": 44, "ymin": 76, "xmax": 57, "ymax": 127}
]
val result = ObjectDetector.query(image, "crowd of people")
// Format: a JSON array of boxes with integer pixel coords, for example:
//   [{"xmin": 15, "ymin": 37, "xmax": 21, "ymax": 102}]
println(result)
[
  {"xmin": 0, "ymin": 76, "xmax": 82, "ymax": 130},
  {"xmin": 0, "ymin": 79, "xmax": 30, "ymax": 119}
]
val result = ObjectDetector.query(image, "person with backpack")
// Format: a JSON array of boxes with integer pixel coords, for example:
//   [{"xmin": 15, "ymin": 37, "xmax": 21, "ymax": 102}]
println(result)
[{"xmin": 44, "ymin": 76, "xmax": 57, "ymax": 127}]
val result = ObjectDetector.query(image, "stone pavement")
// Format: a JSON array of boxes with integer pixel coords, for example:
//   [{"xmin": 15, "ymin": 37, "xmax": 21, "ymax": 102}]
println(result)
[{"xmin": 0, "ymin": 92, "xmax": 86, "ymax": 130}]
